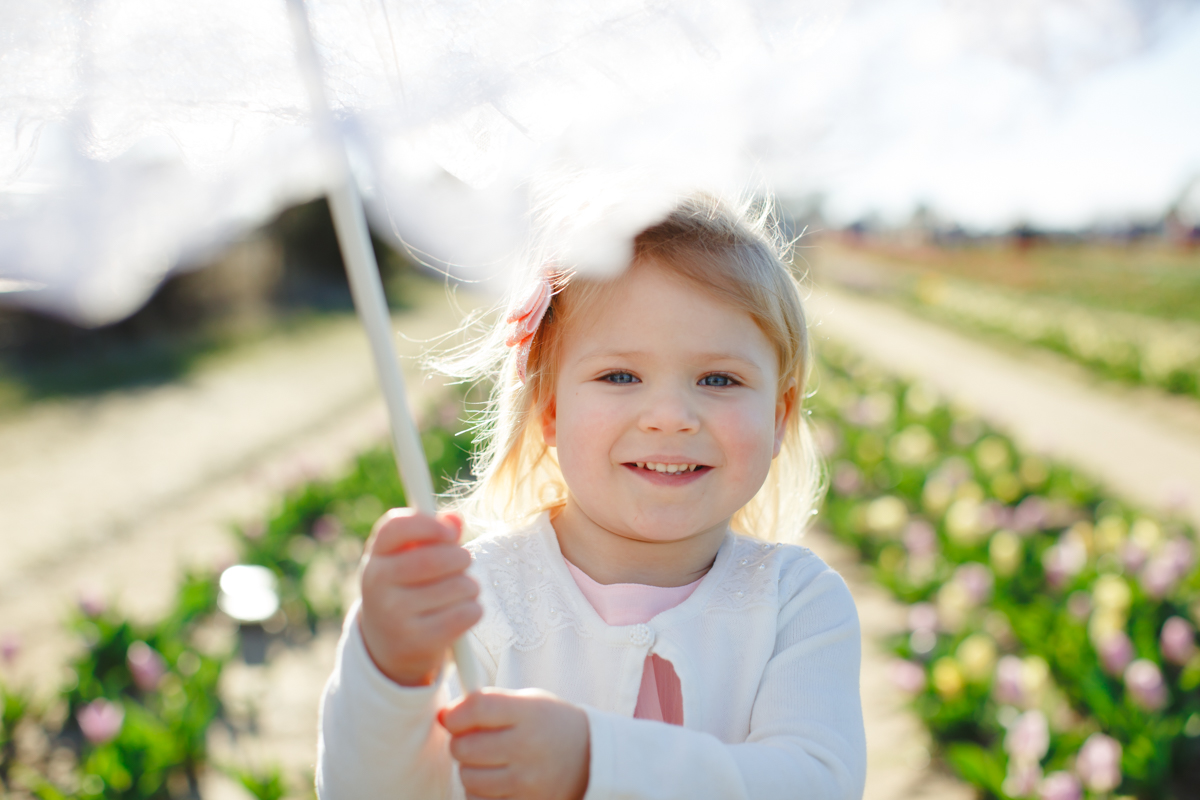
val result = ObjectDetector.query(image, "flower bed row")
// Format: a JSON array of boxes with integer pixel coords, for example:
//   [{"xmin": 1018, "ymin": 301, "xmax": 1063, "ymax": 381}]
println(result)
[
  {"xmin": 910, "ymin": 276, "xmax": 1200, "ymax": 399},
  {"xmin": 811, "ymin": 340, "xmax": 1200, "ymax": 799},
  {"xmin": 0, "ymin": 394, "xmax": 477, "ymax": 800},
  {"xmin": 7, "ymin": 340, "xmax": 1198, "ymax": 799}
]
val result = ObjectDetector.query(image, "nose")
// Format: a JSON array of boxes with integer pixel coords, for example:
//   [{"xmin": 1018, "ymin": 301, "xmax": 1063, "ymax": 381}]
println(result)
[{"xmin": 637, "ymin": 383, "xmax": 700, "ymax": 434}]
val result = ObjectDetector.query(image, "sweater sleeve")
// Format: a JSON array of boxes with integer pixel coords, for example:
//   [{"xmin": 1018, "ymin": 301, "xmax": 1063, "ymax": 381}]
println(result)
[
  {"xmin": 583, "ymin": 564, "xmax": 866, "ymax": 800},
  {"xmin": 315, "ymin": 601, "xmax": 467, "ymax": 800}
]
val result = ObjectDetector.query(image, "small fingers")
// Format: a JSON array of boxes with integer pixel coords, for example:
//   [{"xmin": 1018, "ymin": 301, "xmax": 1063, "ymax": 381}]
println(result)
[
  {"xmin": 459, "ymin": 766, "xmax": 513, "ymax": 799},
  {"xmin": 449, "ymin": 727, "xmax": 516, "ymax": 767},
  {"xmin": 440, "ymin": 688, "xmax": 521, "ymax": 735},
  {"xmin": 368, "ymin": 508, "xmax": 460, "ymax": 557},
  {"xmin": 381, "ymin": 542, "xmax": 473, "ymax": 586},
  {"xmin": 410, "ymin": 598, "xmax": 483, "ymax": 642},
  {"xmin": 411, "ymin": 573, "xmax": 479, "ymax": 614},
  {"xmin": 364, "ymin": 558, "xmax": 477, "ymax": 616}
]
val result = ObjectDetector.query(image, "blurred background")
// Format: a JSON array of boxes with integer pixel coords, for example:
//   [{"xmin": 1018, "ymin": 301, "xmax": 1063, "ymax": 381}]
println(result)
[{"xmin": 2, "ymin": 1, "xmax": 1200, "ymax": 799}]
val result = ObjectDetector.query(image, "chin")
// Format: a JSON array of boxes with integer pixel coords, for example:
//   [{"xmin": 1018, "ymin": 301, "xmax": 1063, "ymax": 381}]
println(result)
[{"xmin": 623, "ymin": 513, "xmax": 724, "ymax": 543}]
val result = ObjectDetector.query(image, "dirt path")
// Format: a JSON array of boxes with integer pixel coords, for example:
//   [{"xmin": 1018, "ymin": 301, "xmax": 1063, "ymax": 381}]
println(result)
[
  {"xmin": 0, "ymin": 284, "xmax": 486, "ymax": 796},
  {"xmin": 0, "ymin": 294, "xmax": 466, "ymax": 595},
  {"xmin": 807, "ymin": 286, "xmax": 1200, "ymax": 531}
]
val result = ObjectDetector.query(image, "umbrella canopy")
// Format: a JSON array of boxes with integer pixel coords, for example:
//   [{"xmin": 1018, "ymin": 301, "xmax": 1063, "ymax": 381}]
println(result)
[
  {"xmin": 1, "ymin": 0, "xmax": 843, "ymax": 324},
  {"xmin": 5, "ymin": 0, "xmax": 1196, "ymax": 326}
]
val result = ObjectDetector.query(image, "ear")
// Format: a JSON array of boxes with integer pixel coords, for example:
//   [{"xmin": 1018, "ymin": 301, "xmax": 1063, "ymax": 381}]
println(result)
[
  {"xmin": 772, "ymin": 379, "xmax": 797, "ymax": 458},
  {"xmin": 540, "ymin": 395, "xmax": 558, "ymax": 448}
]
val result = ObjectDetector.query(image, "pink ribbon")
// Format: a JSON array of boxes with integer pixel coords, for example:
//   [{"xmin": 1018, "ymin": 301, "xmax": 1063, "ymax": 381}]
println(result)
[{"xmin": 505, "ymin": 276, "xmax": 553, "ymax": 383}]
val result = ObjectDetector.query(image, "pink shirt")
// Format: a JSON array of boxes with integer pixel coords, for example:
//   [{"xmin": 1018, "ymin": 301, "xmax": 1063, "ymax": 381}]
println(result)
[{"xmin": 564, "ymin": 560, "xmax": 702, "ymax": 725}]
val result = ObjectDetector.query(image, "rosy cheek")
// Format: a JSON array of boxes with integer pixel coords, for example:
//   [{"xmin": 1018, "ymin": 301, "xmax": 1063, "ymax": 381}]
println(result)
[
  {"xmin": 555, "ymin": 395, "xmax": 620, "ymax": 474},
  {"xmin": 718, "ymin": 403, "xmax": 777, "ymax": 468}
]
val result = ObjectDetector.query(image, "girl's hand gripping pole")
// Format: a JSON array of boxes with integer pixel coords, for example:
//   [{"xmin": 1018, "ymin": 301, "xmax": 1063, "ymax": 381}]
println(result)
[{"xmin": 286, "ymin": 0, "xmax": 486, "ymax": 695}]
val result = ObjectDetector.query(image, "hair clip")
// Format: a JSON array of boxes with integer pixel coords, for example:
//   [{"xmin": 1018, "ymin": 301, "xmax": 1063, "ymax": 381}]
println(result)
[{"xmin": 505, "ymin": 275, "xmax": 553, "ymax": 383}]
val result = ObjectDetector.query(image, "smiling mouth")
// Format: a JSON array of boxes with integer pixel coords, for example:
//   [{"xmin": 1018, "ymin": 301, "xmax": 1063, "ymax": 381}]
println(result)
[{"xmin": 627, "ymin": 462, "xmax": 710, "ymax": 475}]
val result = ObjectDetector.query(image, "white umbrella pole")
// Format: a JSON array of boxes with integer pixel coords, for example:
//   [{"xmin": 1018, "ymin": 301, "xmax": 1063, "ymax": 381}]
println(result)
[{"xmin": 286, "ymin": 0, "xmax": 485, "ymax": 695}]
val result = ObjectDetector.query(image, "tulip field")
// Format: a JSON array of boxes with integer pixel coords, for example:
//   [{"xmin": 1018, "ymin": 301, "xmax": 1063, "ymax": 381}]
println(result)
[
  {"xmin": 2, "ymin": 340, "xmax": 1199, "ymax": 798},
  {"xmin": 909, "ymin": 277, "xmax": 1200, "ymax": 398},
  {"xmin": 827, "ymin": 241, "xmax": 1200, "ymax": 400},
  {"xmin": 0, "ymin": 403, "xmax": 477, "ymax": 800},
  {"xmin": 813, "ymin": 341, "xmax": 1200, "ymax": 798}
]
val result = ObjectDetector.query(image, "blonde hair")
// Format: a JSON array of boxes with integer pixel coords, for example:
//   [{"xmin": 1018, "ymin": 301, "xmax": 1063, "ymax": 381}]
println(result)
[{"xmin": 442, "ymin": 193, "xmax": 824, "ymax": 543}]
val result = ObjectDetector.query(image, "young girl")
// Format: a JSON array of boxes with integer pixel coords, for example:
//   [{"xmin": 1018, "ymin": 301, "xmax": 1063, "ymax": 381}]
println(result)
[{"xmin": 316, "ymin": 195, "xmax": 866, "ymax": 800}]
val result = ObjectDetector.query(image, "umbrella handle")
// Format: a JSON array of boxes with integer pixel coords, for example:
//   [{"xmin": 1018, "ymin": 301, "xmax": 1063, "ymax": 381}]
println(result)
[
  {"xmin": 327, "ymin": 181, "xmax": 487, "ymax": 695},
  {"xmin": 287, "ymin": 0, "xmax": 486, "ymax": 695}
]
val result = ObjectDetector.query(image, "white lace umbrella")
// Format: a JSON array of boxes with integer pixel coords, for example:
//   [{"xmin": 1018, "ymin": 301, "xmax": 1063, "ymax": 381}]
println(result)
[
  {"xmin": 5, "ymin": 0, "xmax": 1187, "ymax": 320},
  {"xmin": 1, "ymin": 0, "xmax": 846, "ymax": 691},
  {"xmin": 0, "ymin": 0, "xmax": 1189, "ymax": 688}
]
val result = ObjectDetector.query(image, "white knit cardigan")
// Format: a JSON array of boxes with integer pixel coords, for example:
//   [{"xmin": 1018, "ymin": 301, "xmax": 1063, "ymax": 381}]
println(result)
[{"xmin": 316, "ymin": 513, "xmax": 866, "ymax": 800}]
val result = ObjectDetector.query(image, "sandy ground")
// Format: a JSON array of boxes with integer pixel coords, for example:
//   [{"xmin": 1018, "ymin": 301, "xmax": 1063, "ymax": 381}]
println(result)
[
  {"xmin": 5, "ymin": 259, "xmax": 1198, "ymax": 799},
  {"xmin": 806, "ymin": 286, "xmax": 1200, "ymax": 532},
  {"xmin": 0, "ymin": 283, "xmax": 484, "ymax": 797}
]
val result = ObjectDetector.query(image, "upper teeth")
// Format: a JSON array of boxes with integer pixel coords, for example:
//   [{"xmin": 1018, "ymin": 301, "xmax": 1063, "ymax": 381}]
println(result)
[{"xmin": 635, "ymin": 462, "xmax": 700, "ymax": 473}]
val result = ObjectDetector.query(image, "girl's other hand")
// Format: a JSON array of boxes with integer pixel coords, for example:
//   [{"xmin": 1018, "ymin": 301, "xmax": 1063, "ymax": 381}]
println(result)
[
  {"xmin": 359, "ymin": 508, "xmax": 482, "ymax": 687},
  {"xmin": 440, "ymin": 688, "xmax": 590, "ymax": 800}
]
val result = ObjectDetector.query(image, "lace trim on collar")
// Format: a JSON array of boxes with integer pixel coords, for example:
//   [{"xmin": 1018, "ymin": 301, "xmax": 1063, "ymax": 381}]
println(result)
[{"xmin": 468, "ymin": 515, "xmax": 812, "ymax": 656}]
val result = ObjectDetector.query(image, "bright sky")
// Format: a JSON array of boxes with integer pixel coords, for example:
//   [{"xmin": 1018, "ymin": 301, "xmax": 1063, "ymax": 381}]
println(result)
[{"xmin": 802, "ymin": 1, "xmax": 1200, "ymax": 230}]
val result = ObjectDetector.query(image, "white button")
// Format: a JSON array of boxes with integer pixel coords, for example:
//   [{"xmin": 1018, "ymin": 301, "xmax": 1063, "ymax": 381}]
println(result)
[{"xmin": 629, "ymin": 624, "xmax": 654, "ymax": 647}]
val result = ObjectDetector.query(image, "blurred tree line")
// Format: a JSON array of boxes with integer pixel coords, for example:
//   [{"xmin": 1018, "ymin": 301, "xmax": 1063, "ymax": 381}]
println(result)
[{"xmin": 0, "ymin": 200, "xmax": 418, "ymax": 405}]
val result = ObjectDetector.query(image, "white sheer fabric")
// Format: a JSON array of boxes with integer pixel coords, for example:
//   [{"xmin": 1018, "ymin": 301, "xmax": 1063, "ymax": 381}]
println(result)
[{"xmin": 1, "ymin": 0, "xmax": 1190, "ymax": 324}]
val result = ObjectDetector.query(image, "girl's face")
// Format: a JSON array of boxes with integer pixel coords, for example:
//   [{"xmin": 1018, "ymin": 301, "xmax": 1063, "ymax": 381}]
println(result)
[{"xmin": 542, "ymin": 261, "xmax": 793, "ymax": 551}]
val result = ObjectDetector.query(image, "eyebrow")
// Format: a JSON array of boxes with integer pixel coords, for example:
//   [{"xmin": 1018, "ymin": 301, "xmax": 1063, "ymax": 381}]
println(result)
[{"xmin": 578, "ymin": 350, "xmax": 765, "ymax": 369}]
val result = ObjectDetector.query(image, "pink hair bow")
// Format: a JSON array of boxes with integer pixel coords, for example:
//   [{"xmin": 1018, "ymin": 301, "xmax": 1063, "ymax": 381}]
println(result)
[{"xmin": 505, "ymin": 275, "xmax": 553, "ymax": 383}]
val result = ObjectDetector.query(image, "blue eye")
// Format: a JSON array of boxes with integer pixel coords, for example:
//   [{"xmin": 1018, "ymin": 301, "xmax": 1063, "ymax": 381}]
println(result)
[
  {"xmin": 700, "ymin": 373, "xmax": 738, "ymax": 387},
  {"xmin": 602, "ymin": 371, "xmax": 638, "ymax": 384}
]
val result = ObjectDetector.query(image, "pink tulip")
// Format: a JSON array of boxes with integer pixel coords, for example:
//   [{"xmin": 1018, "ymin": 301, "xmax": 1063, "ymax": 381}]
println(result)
[
  {"xmin": 1140, "ymin": 539, "xmax": 1195, "ymax": 599},
  {"xmin": 1066, "ymin": 592, "xmax": 1091, "ymax": 621},
  {"xmin": 311, "ymin": 514, "xmax": 342, "ymax": 543},
  {"xmin": 980, "ymin": 502, "xmax": 1005, "ymax": 532},
  {"xmin": 990, "ymin": 504, "xmax": 1013, "ymax": 530},
  {"xmin": 813, "ymin": 425, "xmax": 839, "ymax": 458},
  {"xmin": 1012, "ymin": 497, "xmax": 1047, "ymax": 533},
  {"xmin": 1039, "ymin": 771, "xmax": 1082, "ymax": 800},
  {"xmin": 1164, "ymin": 537, "xmax": 1196, "ymax": 575},
  {"xmin": 1042, "ymin": 540, "xmax": 1087, "ymax": 589},
  {"xmin": 77, "ymin": 699, "xmax": 124, "ymax": 745},
  {"xmin": 907, "ymin": 603, "xmax": 938, "ymax": 633},
  {"xmin": 77, "ymin": 589, "xmax": 106, "ymax": 619},
  {"xmin": 994, "ymin": 655, "xmax": 1025, "ymax": 706},
  {"xmin": 1161, "ymin": 617, "xmax": 1197, "ymax": 665},
  {"xmin": 1139, "ymin": 557, "xmax": 1179, "ymax": 600},
  {"xmin": 903, "ymin": 520, "xmax": 937, "ymax": 557},
  {"xmin": 847, "ymin": 395, "xmax": 893, "ymax": 427},
  {"xmin": 1098, "ymin": 632, "xmax": 1134, "ymax": 677},
  {"xmin": 1003, "ymin": 763, "xmax": 1043, "ymax": 798},
  {"xmin": 832, "ymin": 462, "xmax": 862, "ymax": 495},
  {"xmin": 1005, "ymin": 710, "xmax": 1050, "ymax": 764},
  {"xmin": 1124, "ymin": 659, "xmax": 1168, "ymax": 711},
  {"xmin": 954, "ymin": 563, "xmax": 994, "ymax": 605},
  {"xmin": 888, "ymin": 659, "xmax": 927, "ymax": 694},
  {"xmin": 0, "ymin": 632, "xmax": 19, "ymax": 665},
  {"xmin": 1075, "ymin": 733, "xmax": 1122, "ymax": 793},
  {"xmin": 1121, "ymin": 540, "xmax": 1148, "ymax": 574},
  {"xmin": 127, "ymin": 641, "xmax": 166, "ymax": 692}
]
